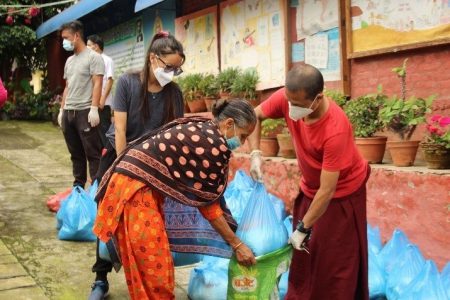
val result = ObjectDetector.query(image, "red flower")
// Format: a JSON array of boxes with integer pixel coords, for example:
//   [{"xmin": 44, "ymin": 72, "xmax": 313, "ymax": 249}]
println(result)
[
  {"xmin": 28, "ymin": 7, "xmax": 40, "ymax": 17},
  {"xmin": 428, "ymin": 125, "xmax": 439, "ymax": 134},
  {"xmin": 430, "ymin": 115, "xmax": 442, "ymax": 122},
  {"xmin": 439, "ymin": 116, "xmax": 450, "ymax": 127},
  {"xmin": 5, "ymin": 15, "xmax": 13, "ymax": 25}
]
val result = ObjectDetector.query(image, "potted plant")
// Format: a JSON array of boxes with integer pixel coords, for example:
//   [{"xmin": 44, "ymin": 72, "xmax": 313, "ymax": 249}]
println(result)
[
  {"xmin": 198, "ymin": 74, "xmax": 219, "ymax": 112},
  {"xmin": 276, "ymin": 125, "xmax": 296, "ymax": 159},
  {"xmin": 230, "ymin": 67, "xmax": 259, "ymax": 106},
  {"xmin": 343, "ymin": 89, "xmax": 387, "ymax": 163},
  {"xmin": 324, "ymin": 89, "xmax": 349, "ymax": 109},
  {"xmin": 260, "ymin": 118, "xmax": 284, "ymax": 157},
  {"xmin": 420, "ymin": 115, "xmax": 450, "ymax": 169},
  {"xmin": 180, "ymin": 73, "xmax": 206, "ymax": 113},
  {"xmin": 217, "ymin": 67, "xmax": 240, "ymax": 99},
  {"xmin": 379, "ymin": 95, "xmax": 434, "ymax": 166}
]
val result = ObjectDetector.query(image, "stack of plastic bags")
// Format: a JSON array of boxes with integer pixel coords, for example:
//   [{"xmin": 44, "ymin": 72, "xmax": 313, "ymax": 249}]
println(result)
[{"xmin": 368, "ymin": 226, "xmax": 449, "ymax": 300}]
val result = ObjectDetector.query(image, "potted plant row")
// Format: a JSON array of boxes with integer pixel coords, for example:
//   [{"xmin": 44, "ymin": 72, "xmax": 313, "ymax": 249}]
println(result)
[
  {"xmin": 420, "ymin": 115, "xmax": 450, "ymax": 169},
  {"xmin": 176, "ymin": 67, "xmax": 260, "ymax": 113}
]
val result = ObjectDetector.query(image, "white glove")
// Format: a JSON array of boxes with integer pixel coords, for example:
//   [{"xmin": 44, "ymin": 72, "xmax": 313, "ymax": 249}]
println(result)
[
  {"xmin": 250, "ymin": 150, "xmax": 263, "ymax": 182},
  {"xmin": 57, "ymin": 108, "xmax": 63, "ymax": 127},
  {"xmin": 289, "ymin": 230, "xmax": 308, "ymax": 251},
  {"xmin": 88, "ymin": 106, "xmax": 100, "ymax": 127}
]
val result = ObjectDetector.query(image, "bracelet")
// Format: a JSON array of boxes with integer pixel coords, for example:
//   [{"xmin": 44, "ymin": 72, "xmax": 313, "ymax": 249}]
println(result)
[{"xmin": 232, "ymin": 241, "xmax": 243, "ymax": 251}]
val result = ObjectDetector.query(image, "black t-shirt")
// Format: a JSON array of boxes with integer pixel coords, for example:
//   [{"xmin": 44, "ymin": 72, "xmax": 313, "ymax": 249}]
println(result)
[{"xmin": 106, "ymin": 73, "xmax": 184, "ymax": 147}]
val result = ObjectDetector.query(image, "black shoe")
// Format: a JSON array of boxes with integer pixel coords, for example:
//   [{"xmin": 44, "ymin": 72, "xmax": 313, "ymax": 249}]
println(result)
[{"xmin": 88, "ymin": 280, "xmax": 109, "ymax": 300}]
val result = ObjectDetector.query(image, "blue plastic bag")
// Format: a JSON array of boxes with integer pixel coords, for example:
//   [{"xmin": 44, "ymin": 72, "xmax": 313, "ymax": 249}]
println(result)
[
  {"xmin": 188, "ymin": 256, "xmax": 229, "ymax": 300},
  {"xmin": 224, "ymin": 170, "xmax": 255, "ymax": 223},
  {"xmin": 99, "ymin": 241, "xmax": 110, "ymax": 261},
  {"xmin": 385, "ymin": 244, "xmax": 425, "ymax": 300},
  {"xmin": 87, "ymin": 179, "xmax": 98, "ymax": 201},
  {"xmin": 368, "ymin": 248, "xmax": 386, "ymax": 298},
  {"xmin": 367, "ymin": 223, "xmax": 383, "ymax": 254},
  {"xmin": 441, "ymin": 262, "xmax": 450, "ymax": 299},
  {"xmin": 378, "ymin": 229, "xmax": 410, "ymax": 274},
  {"xmin": 268, "ymin": 193, "xmax": 287, "ymax": 222},
  {"xmin": 57, "ymin": 186, "xmax": 97, "ymax": 241},
  {"xmin": 399, "ymin": 260, "xmax": 448, "ymax": 300},
  {"xmin": 171, "ymin": 251, "xmax": 203, "ymax": 267},
  {"xmin": 283, "ymin": 216, "xmax": 293, "ymax": 235},
  {"xmin": 236, "ymin": 183, "xmax": 288, "ymax": 256},
  {"xmin": 278, "ymin": 271, "xmax": 289, "ymax": 300}
]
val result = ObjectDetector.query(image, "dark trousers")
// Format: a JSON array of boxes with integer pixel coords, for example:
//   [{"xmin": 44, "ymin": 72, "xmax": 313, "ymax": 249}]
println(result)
[
  {"xmin": 92, "ymin": 141, "xmax": 117, "ymax": 275},
  {"xmin": 286, "ymin": 167, "xmax": 371, "ymax": 300},
  {"xmin": 61, "ymin": 108, "xmax": 103, "ymax": 187},
  {"xmin": 98, "ymin": 105, "xmax": 112, "ymax": 147}
]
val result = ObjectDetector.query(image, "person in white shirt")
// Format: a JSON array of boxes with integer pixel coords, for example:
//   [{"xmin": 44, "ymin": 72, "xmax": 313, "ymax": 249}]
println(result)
[{"xmin": 87, "ymin": 34, "xmax": 114, "ymax": 146}]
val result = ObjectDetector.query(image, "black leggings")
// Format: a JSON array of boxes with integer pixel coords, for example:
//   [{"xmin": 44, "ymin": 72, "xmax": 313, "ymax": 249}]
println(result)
[{"xmin": 91, "ymin": 141, "xmax": 117, "ymax": 275}]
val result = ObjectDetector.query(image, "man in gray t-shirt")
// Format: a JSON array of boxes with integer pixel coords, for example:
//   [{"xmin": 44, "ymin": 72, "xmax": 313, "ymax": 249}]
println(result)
[{"xmin": 59, "ymin": 20, "xmax": 104, "ymax": 188}]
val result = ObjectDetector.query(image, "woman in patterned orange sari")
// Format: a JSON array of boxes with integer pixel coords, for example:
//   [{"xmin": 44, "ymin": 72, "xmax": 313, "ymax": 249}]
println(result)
[{"xmin": 94, "ymin": 99, "xmax": 257, "ymax": 300}]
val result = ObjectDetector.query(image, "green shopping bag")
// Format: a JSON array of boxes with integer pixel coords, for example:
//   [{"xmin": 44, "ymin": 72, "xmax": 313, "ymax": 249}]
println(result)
[{"xmin": 227, "ymin": 246, "xmax": 292, "ymax": 300}]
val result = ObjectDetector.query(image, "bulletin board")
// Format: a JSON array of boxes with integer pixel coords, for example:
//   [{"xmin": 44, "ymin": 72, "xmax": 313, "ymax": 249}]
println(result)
[
  {"xmin": 289, "ymin": 0, "xmax": 342, "ymax": 85},
  {"xmin": 289, "ymin": 0, "xmax": 342, "ymax": 88},
  {"xmin": 220, "ymin": 0, "xmax": 287, "ymax": 90},
  {"xmin": 348, "ymin": 0, "xmax": 450, "ymax": 58},
  {"xmin": 175, "ymin": 6, "xmax": 219, "ymax": 74}
]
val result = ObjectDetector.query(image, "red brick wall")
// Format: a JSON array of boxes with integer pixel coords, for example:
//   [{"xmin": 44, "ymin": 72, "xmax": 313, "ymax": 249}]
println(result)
[{"xmin": 351, "ymin": 45, "xmax": 450, "ymax": 116}]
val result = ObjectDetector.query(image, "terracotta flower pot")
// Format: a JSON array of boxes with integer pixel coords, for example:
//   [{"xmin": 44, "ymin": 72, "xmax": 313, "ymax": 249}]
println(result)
[
  {"xmin": 186, "ymin": 98, "xmax": 207, "ymax": 113},
  {"xmin": 276, "ymin": 133, "xmax": 296, "ymax": 159},
  {"xmin": 355, "ymin": 136, "xmax": 387, "ymax": 164},
  {"xmin": 204, "ymin": 97, "xmax": 217, "ymax": 112},
  {"xmin": 260, "ymin": 137, "xmax": 279, "ymax": 157},
  {"xmin": 387, "ymin": 140, "xmax": 420, "ymax": 167},
  {"xmin": 420, "ymin": 143, "xmax": 450, "ymax": 169}
]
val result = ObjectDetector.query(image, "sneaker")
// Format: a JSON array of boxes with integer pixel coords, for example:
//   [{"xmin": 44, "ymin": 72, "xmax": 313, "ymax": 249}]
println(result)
[{"xmin": 88, "ymin": 280, "xmax": 109, "ymax": 300}]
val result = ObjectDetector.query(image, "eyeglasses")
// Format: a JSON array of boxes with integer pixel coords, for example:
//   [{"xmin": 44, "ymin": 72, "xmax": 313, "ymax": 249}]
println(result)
[{"xmin": 156, "ymin": 55, "xmax": 183, "ymax": 76}]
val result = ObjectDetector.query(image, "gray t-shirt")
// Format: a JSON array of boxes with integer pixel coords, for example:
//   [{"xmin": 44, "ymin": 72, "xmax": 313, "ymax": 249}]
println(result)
[
  {"xmin": 63, "ymin": 48, "xmax": 105, "ymax": 110},
  {"xmin": 106, "ymin": 73, "xmax": 184, "ymax": 147}
]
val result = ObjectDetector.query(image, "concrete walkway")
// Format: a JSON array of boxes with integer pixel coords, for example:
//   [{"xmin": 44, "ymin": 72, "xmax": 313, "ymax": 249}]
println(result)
[{"xmin": 0, "ymin": 121, "xmax": 192, "ymax": 299}]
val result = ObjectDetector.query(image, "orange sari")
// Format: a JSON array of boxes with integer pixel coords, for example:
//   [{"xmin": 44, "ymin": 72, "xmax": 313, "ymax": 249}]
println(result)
[{"xmin": 94, "ymin": 173, "xmax": 223, "ymax": 300}]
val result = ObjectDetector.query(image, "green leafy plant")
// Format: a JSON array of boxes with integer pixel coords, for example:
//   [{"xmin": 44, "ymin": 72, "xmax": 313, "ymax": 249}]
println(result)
[
  {"xmin": 217, "ymin": 67, "xmax": 241, "ymax": 94},
  {"xmin": 230, "ymin": 68, "xmax": 259, "ymax": 100},
  {"xmin": 179, "ymin": 73, "xmax": 203, "ymax": 102},
  {"xmin": 344, "ymin": 89, "xmax": 387, "ymax": 138},
  {"xmin": 261, "ymin": 118, "xmax": 286, "ymax": 138},
  {"xmin": 392, "ymin": 58, "xmax": 408, "ymax": 100},
  {"xmin": 324, "ymin": 89, "xmax": 349, "ymax": 108},
  {"xmin": 198, "ymin": 74, "xmax": 219, "ymax": 99},
  {"xmin": 379, "ymin": 95, "xmax": 434, "ymax": 140}
]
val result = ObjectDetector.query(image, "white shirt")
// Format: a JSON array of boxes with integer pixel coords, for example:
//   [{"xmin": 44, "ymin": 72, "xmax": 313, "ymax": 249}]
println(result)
[{"xmin": 101, "ymin": 53, "xmax": 114, "ymax": 106}]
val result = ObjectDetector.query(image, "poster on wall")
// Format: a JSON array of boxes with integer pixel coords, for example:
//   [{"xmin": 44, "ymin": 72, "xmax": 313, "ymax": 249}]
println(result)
[
  {"xmin": 220, "ymin": 0, "xmax": 286, "ymax": 90},
  {"xmin": 175, "ymin": 7, "xmax": 219, "ymax": 74},
  {"xmin": 350, "ymin": 0, "xmax": 450, "ymax": 55},
  {"xmin": 101, "ymin": 9, "xmax": 175, "ymax": 80},
  {"xmin": 294, "ymin": 0, "xmax": 339, "ymax": 39},
  {"xmin": 290, "ymin": 1, "xmax": 341, "ymax": 82}
]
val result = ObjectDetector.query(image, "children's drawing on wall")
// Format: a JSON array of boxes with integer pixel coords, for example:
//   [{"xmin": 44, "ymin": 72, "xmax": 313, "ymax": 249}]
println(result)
[
  {"xmin": 295, "ymin": 0, "xmax": 338, "ymax": 39},
  {"xmin": 351, "ymin": 0, "xmax": 450, "ymax": 53}
]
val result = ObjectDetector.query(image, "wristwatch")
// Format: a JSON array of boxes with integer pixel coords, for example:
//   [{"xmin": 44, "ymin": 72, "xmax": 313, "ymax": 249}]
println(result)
[{"xmin": 296, "ymin": 220, "xmax": 312, "ymax": 234}]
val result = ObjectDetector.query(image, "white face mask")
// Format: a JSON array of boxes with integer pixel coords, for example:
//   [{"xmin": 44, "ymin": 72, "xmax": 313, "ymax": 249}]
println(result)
[
  {"xmin": 288, "ymin": 95, "xmax": 318, "ymax": 121},
  {"xmin": 62, "ymin": 39, "xmax": 74, "ymax": 51},
  {"xmin": 153, "ymin": 59, "xmax": 174, "ymax": 87}
]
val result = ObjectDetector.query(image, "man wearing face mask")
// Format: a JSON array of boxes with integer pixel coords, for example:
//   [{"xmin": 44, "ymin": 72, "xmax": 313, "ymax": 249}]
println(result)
[
  {"xmin": 59, "ymin": 20, "xmax": 105, "ymax": 189},
  {"xmin": 87, "ymin": 34, "xmax": 115, "ymax": 146},
  {"xmin": 248, "ymin": 64, "xmax": 370, "ymax": 300}
]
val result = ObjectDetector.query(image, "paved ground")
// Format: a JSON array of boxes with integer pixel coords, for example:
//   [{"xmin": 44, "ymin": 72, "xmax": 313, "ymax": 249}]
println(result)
[{"xmin": 0, "ymin": 121, "xmax": 192, "ymax": 299}]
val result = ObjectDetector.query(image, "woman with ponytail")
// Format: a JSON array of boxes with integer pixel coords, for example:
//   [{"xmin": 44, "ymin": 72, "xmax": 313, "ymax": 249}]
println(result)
[
  {"xmin": 89, "ymin": 32, "xmax": 185, "ymax": 300},
  {"xmin": 94, "ymin": 99, "xmax": 257, "ymax": 300}
]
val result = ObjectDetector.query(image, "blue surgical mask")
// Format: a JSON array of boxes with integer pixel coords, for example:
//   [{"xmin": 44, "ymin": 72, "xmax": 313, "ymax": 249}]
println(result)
[
  {"xmin": 226, "ymin": 124, "xmax": 241, "ymax": 150},
  {"xmin": 62, "ymin": 39, "xmax": 74, "ymax": 51}
]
